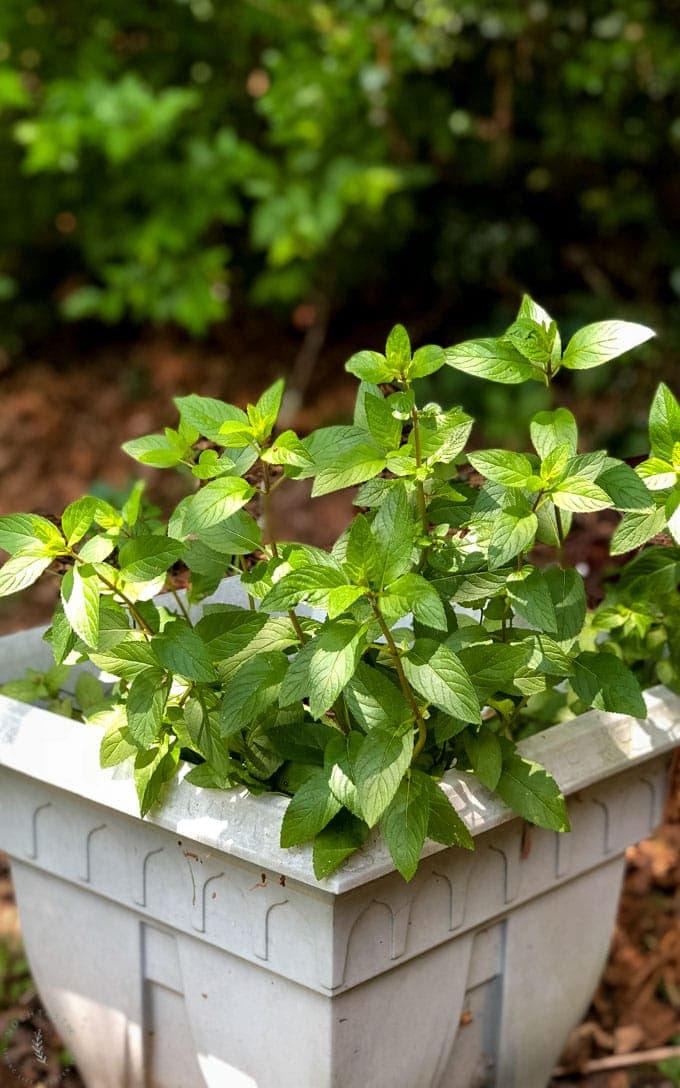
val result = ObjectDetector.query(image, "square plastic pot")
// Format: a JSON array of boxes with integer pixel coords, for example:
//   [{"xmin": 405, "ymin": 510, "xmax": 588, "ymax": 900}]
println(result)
[{"xmin": 0, "ymin": 617, "xmax": 679, "ymax": 1088}]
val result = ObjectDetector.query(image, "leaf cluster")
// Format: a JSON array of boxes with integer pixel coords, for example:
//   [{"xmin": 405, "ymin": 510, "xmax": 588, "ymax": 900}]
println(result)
[{"xmin": 1, "ymin": 297, "xmax": 676, "ymax": 882}]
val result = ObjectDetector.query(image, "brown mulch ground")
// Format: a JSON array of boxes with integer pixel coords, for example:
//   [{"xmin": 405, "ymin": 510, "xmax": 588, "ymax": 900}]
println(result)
[{"xmin": 0, "ymin": 330, "xmax": 679, "ymax": 1086}]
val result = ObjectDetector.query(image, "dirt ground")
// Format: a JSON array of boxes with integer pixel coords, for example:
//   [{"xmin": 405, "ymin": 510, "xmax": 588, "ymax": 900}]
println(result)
[{"xmin": 0, "ymin": 331, "xmax": 678, "ymax": 1086}]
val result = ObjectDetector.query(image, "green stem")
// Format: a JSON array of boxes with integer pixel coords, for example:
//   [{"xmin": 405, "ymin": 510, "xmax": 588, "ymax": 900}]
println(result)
[
  {"xmin": 554, "ymin": 505, "xmax": 566, "ymax": 566},
  {"xmin": 239, "ymin": 556, "xmax": 256, "ymax": 610},
  {"xmin": 370, "ymin": 599, "xmax": 427, "ymax": 762},
  {"xmin": 260, "ymin": 459, "xmax": 306, "ymax": 643},
  {"xmin": 169, "ymin": 586, "xmax": 193, "ymax": 625},
  {"xmin": 410, "ymin": 403, "xmax": 429, "ymax": 536}
]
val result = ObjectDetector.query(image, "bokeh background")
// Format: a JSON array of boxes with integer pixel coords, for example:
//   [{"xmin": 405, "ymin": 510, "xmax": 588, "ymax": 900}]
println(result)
[{"xmin": 0, "ymin": 2, "xmax": 680, "ymax": 1085}]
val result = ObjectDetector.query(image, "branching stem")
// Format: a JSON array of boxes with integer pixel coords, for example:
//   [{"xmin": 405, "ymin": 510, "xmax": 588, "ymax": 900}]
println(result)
[{"xmin": 370, "ymin": 599, "xmax": 427, "ymax": 761}]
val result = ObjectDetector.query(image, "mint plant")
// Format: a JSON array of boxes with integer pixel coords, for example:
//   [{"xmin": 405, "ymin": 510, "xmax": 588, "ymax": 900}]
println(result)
[{"xmin": 0, "ymin": 297, "xmax": 676, "ymax": 881}]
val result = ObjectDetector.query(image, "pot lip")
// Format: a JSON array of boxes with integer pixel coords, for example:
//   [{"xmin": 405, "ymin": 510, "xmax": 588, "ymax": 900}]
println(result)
[{"xmin": 0, "ymin": 620, "xmax": 679, "ymax": 894}]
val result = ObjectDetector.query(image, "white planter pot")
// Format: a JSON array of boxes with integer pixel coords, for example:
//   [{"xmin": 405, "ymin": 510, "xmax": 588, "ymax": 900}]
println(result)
[{"xmin": 1, "ymin": 615, "xmax": 679, "ymax": 1088}]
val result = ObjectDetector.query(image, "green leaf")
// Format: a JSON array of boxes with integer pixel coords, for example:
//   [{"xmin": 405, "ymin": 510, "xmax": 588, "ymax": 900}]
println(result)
[
  {"xmin": 61, "ymin": 564, "xmax": 100, "ymax": 647},
  {"xmin": 312, "ymin": 811, "xmax": 369, "ymax": 880},
  {"xmin": 100, "ymin": 720, "xmax": 138, "ymax": 768},
  {"xmin": 355, "ymin": 724, "xmax": 414, "ymax": 827},
  {"xmin": 409, "ymin": 344, "xmax": 445, "ymax": 379},
  {"xmin": 551, "ymin": 477, "xmax": 611, "ymax": 513},
  {"xmin": 362, "ymin": 391, "xmax": 403, "ymax": 451},
  {"xmin": 134, "ymin": 736, "xmax": 180, "ymax": 817},
  {"xmin": 184, "ymin": 477, "xmax": 255, "ymax": 532},
  {"xmin": 544, "ymin": 568, "xmax": 586, "ymax": 643},
  {"xmin": 417, "ymin": 772, "xmax": 473, "ymax": 850},
  {"xmin": 74, "ymin": 672, "xmax": 106, "ymax": 712},
  {"xmin": 118, "ymin": 536, "xmax": 184, "ymax": 582},
  {"xmin": 122, "ymin": 433, "xmax": 184, "ymax": 468},
  {"xmin": 571, "ymin": 652, "xmax": 647, "ymax": 717},
  {"xmin": 464, "ymin": 729, "xmax": 503, "ymax": 790},
  {"xmin": 403, "ymin": 639, "xmax": 481, "ymax": 723},
  {"xmin": 666, "ymin": 489, "xmax": 680, "ymax": 545},
  {"xmin": 369, "ymin": 485, "xmax": 417, "ymax": 587},
  {"xmin": 153, "ymin": 619, "xmax": 217, "ymax": 682},
  {"xmin": 247, "ymin": 378, "xmax": 284, "ymax": 441},
  {"xmin": 344, "ymin": 663, "xmax": 414, "ymax": 732},
  {"xmin": 197, "ymin": 611, "xmax": 298, "ymax": 678},
  {"xmin": 609, "ymin": 507, "xmax": 661, "ymax": 557},
  {"xmin": 61, "ymin": 498, "xmax": 100, "ymax": 546},
  {"xmin": 174, "ymin": 394, "xmax": 248, "ymax": 444},
  {"xmin": 507, "ymin": 568, "xmax": 557, "ymax": 631},
  {"xmin": 260, "ymin": 563, "xmax": 348, "ymax": 612},
  {"xmin": 89, "ymin": 637, "xmax": 158, "ymax": 681},
  {"xmin": 0, "ymin": 551, "xmax": 52, "ymax": 597},
  {"xmin": 345, "ymin": 350, "xmax": 394, "ymax": 384},
  {"xmin": 562, "ymin": 320, "xmax": 654, "ymax": 370},
  {"xmin": 445, "ymin": 337, "xmax": 538, "ymax": 384},
  {"xmin": 489, "ymin": 509, "xmax": 538, "ymax": 569},
  {"xmin": 126, "ymin": 669, "xmax": 170, "ymax": 747},
  {"xmin": 280, "ymin": 769, "xmax": 342, "ymax": 847},
  {"xmin": 381, "ymin": 774, "xmax": 429, "ymax": 881},
  {"xmin": 382, "ymin": 573, "xmax": 447, "ymax": 631},
  {"xmin": 649, "ymin": 382, "xmax": 680, "ymax": 463},
  {"xmin": 468, "ymin": 449, "xmax": 534, "ymax": 488},
  {"xmin": 325, "ymin": 732, "xmax": 363, "ymax": 817},
  {"xmin": 530, "ymin": 408, "xmax": 578, "ymax": 459},
  {"xmin": 260, "ymin": 430, "xmax": 314, "ymax": 468},
  {"xmin": 0, "ymin": 513, "xmax": 64, "ymax": 557},
  {"xmin": 305, "ymin": 619, "xmax": 366, "ymax": 719},
  {"xmin": 597, "ymin": 462, "xmax": 656, "ymax": 512},
  {"xmin": 636, "ymin": 456, "xmax": 677, "ymax": 491},
  {"xmin": 311, "ymin": 443, "xmax": 387, "ymax": 497},
  {"xmin": 219, "ymin": 651, "xmax": 288, "ymax": 736},
  {"xmin": 495, "ymin": 745, "xmax": 570, "ymax": 831},
  {"xmin": 386, "ymin": 323, "xmax": 411, "ymax": 374}
]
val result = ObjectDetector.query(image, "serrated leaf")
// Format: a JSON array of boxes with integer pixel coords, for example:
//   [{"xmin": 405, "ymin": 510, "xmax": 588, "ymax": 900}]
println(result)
[
  {"xmin": 369, "ymin": 485, "xmax": 417, "ymax": 588},
  {"xmin": 311, "ymin": 443, "xmax": 387, "ymax": 497},
  {"xmin": 100, "ymin": 719, "xmax": 138, "ymax": 768},
  {"xmin": 403, "ymin": 638, "xmax": 481, "ymax": 723},
  {"xmin": 562, "ymin": 319, "xmax": 654, "ymax": 370},
  {"xmin": 551, "ymin": 477, "xmax": 611, "ymax": 513},
  {"xmin": 507, "ymin": 568, "xmax": 557, "ymax": 631},
  {"xmin": 355, "ymin": 724, "xmax": 414, "ymax": 827},
  {"xmin": 305, "ymin": 618, "xmax": 366, "ymax": 719},
  {"xmin": 248, "ymin": 378, "xmax": 284, "ymax": 441},
  {"xmin": 126, "ymin": 670, "xmax": 170, "ymax": 746},
  {"xmin": 0, "ymin": 513, "xmax": 64, "ymax": 557},
  {"xmin": 489, "ymin": 509, "xmax": 538, "ymax": 569},
  {"xmin": 383, "ymin": 573, "xmax": 447, "ymax": 631},
  {"xmin": 530, "ymin": 408, "xmax": 578, "ymax": 459},
  {"xmin": 381, "ymin": 774, "xmax": 429, "ymax": 880},
  {"xmin": 325, "ymin": 732, "xmax": 363, "ymax": 817},
  {"xmin": 61, "ymin": 564, "xmax": 100, "ymax": 647},
  {"xmin": 649, "ymin": 382, "xmax": 680, "ymax": 462},
  {"xmin": 219, "ymin": 651, "xmax": 288, "ymax": 736},
  {"xmin": 61, "ymin": 497, "xmax": 100, "ymax": 546},
  {"xmin": 409, "ymin": 344, "xmax": 445, "ymax": 379},
  {"xmin": 416, "ymin": 771, "xmax": 473, "ymax": 849},
  {"xmin": 464, "ymin": 729, "xmax": 503, "ymax": 791},
  {"xmin": 312, "ymin": 810, "xmax": 369, "ymax": 879},
  {"xmin": 118, "ymin": 536, "xmax": 184, "ymax": 582},
  {"xmin": 363, "ymin": 391, "xmax": 403, "ymax": 452},
  {"xmin": 385, "ymin": 323, "xmax": 411, "ymax": 373},
  {"xmin": 134, "ymin": 736, "xmax": 180, "ymax": 816},
  {"xmin": 89, "ymin": 637, "xmax": 158, "ymax": 681},
  {"xmin": 280, "ymin": 769, "xmax": 342, "ymax": 847},
  {"xmin": 636, "ymin": 457, "xmax": 677, "ymax": 491},
  {"xmin": 345, "ymin": 349, "xmax": 394, "ymax": 384},
  {"xmin": 544, "ymin": 568, "xmax": 586, "ymax": 643},
  {"xmin": 184, "ymin": 477, "xmax": 255, "ymax": 532},
  {"xmin": 153, "ymin": 619, "xmax": 217, "ymax": 682},
  {"xmin": 597, "ymin": 462, "xmax": 655, "ymax": 512},
  {"xmin": 122, "ymin": 433, "xmax": 184, "ymax": 468},
  {"xmin": 174, "ymin": 394, "xmax": 248, "ymax": 443},
  {"xmin": 260, "ymin": 429, "xmax": 314, "ymax": 468},
  {"xmin": 445, "ymin": 337, "xmax": 538, "ymax": 384},
  {"xmin": 197, "ymin": 610, "xmax": 299, "ymax": 678},
  {"xmin": 495, "ymin": 745, "xmax": 570, "ymax": 831},
  {"xmin": 0, "ymin": 551, "xmax": 52, "ymax": 597},
  {"xmin": 468, "ymin": 449, "xmax": 534, "ymax": 488},
  {"xmin": 344, "ymin": 662, "xmax": 414, "ymax": 732},
  {"xmin": 571, "ymin": 652, "xmax": 647, "ymax": 717}
]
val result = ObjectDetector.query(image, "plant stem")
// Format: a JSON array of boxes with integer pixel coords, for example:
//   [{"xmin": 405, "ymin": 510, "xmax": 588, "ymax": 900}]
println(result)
[
  {"xmin": 169, "ymin": 586, "xmax": 193, "ymax": 625},
  {"xmin": 259, "ymin": 458, "xmax": 306, "ymax": 643},
  {"xmin": 554, "ymin": 505, "xmax": 566, "ymax": 565},
  {"xmin": 370, "ymin": 599, "xmax": 427, "ymax": 761},
  {"xmin": 410, "ymin": 403, "xmax": 429, "ymax": 536},
  {"xmin": 239, "ymin": 556, "xmax": 256, "ymax": 610}
]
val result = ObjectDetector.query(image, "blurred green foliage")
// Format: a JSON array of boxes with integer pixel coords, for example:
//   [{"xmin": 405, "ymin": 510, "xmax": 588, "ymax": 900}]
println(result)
[{"xmin": 0, "ymin": 0, "xmax": 678, "ymax": 349}]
